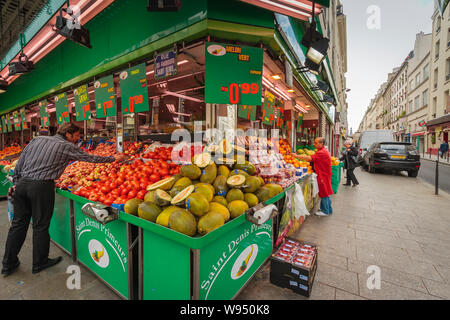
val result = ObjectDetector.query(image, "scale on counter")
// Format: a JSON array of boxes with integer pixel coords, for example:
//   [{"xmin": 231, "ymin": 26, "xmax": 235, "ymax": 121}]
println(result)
[
  {"xmin": 246, "ymin": 203, "xmax": 278, "ymax": 225},
  {"xmin": 81, "ymin": 203, "xmax": 119, "ymax": 224}
]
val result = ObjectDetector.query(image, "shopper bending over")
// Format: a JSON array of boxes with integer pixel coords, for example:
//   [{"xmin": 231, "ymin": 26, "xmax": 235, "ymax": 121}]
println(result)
[
  {"xmin": 340, "ymin": 139, "xmax": 360, "ymax": 187},
  {"xmin": 1, "ymin": 123, "xmax": 125, "ymax": 277},
  {"xmin": 292, "ymin": 137, "xmax": 333, "ymax": 216}
]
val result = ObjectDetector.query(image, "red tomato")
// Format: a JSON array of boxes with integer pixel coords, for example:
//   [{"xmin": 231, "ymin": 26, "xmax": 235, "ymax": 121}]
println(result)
[
  {"xmin": 128, "ymin": 190, "xmax": 137, "ymax": 199},
  {"xmin": 104, "ymin": 199, "xmax": 113, "ymax": 206},
  {"xmin": 121, "ymin": 188, "xmax": 130, "ymax": 196},
  {"xmin": 136, "ymin": 190, "xmax": 146, "ymax": 200},
  {"xmin": 149, "ymin": 174, "xmax": 160, "ymax": 183},
  {"xmin": 159, "ymin": 168, "xmax": 169, "ymax": 176}
]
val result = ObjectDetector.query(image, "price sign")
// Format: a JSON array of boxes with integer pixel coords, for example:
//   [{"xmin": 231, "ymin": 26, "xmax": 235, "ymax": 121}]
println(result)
[
  {"xmin": 74, "ymin": 84, "xmax": 91, "ymax": 121},
  {"xmin": 12, "ymin": 111, "xmax": 21, "ymax": 131},
  {"xmin": 94, "ymin": 75, "xmax": 117, "ymax": 118},
  {"xmin": 155, "ymin": 50, "xmax": 177, "ymax": 80},
  {"xmin": 297, "ymin": 113, "xmax": 304, "ymax": 133},
  {"xmin": 6, "ymin": 114, "xmax": 12, "ymax": 132},
  {"xmin": 20, "ymin": 108, "xmax": 27, "ymax": 130},
  {"xmin": 39, "ymin": 100, "xmax": 50, "ymax": 127},
  {"xmin": 205, "ymin": 42, "xmax": 263, "ymax": 105},
  {"xmin": 55, "ymin": 92, "xmax": 70, "ymax": 124},
  {"xmin": 238, "ymin": 105, "xmax": 256, "ymax": 121},
  {"xmin": 120, "ymin": 63, "xmax": 149, "ymax": 114},
  {"xmin": 262, "ymin": 90, "xmax": 275, "ymax": 125},
  {"xmin": 275, "ymin": 100, "xmax": 284, "ymax": 129},
  {"xmin": 1, "ymin": 116, "xmax": 6, "ymax": 132}
]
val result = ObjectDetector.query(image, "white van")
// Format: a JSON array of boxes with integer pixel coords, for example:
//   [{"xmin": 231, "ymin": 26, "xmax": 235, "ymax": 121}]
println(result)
[{"xmin": 357, "ymin": 130, "xmax": 394, "ymax": 161}]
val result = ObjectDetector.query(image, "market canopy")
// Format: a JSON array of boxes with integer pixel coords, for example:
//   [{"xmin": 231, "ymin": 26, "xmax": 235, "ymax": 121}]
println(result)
[{"xmin": 239, "ymin": 0, "xmax": 329, "ymax": 21}]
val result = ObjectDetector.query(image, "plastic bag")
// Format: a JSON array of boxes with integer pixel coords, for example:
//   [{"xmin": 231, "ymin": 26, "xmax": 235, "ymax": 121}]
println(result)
[
  {"xmin": 293, "ymin": 182, "xmax": 310, "ymax": 219},
  {"xmin": 311, "ymin": 173, "xmax": 319, "ymax": 198}
]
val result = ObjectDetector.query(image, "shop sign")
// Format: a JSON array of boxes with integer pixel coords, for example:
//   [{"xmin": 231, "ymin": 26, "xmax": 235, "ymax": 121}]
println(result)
[
  {"xmin": 12, "ymin": 111, "xmax": 21, "ymax": 131},
  {"xmin": 205, "ymin": 42, "xmax": 263, "ymax": 106},
  {"xmin": 154, "ymin": 50, "xmax": 177, "ymax": 80},
  {"xmin": 120, "ymin": 63, "xmax": 149, "ymax": 114},
  {"xmin": 237, "ymin": 105, "xmax": 257, "ymax": 121},
  {"xmin": 75, "ymin": 214, "xmax": 129, "ymax": 298},
  {"xmin": 39, "ymin": 100, "xmax": 50, "ymax": 127},
  {"xmin": 297, "ymin": 113, "xmax": 304, "ymax": 133},
  {"xmin": 262, "ymin": 90, "xmax": 275, "ymax": 125},
  {"xmin": 74, "ymin": 84, "xmax": 91, "ymax": 121},
  {"xmin": 199, "ymin": 220, "xmax": 273, "ymax": 300},
  {"xmin": 55, "ymin": 92, "xmax": 70, "ymax": 125},
  {"xmin": 94, "ymin": 75, "xmax": 117, "ymax": 118},
  {"xmin": 20, "ymin": 108, "xmax": 27, "ymax": 130},
  {"xmin": 418, "ymin": 120, "xmax": 426, "ymax": 127}
]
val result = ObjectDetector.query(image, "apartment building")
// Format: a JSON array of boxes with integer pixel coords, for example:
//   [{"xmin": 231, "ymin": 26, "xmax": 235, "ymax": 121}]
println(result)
[
  {"xmin": 426, "ymin": 1, "xmax": 450, "ymax": 154},
  {"xmin": 407, "ymin": 32, "xmax": 432, "ymax": 154}
]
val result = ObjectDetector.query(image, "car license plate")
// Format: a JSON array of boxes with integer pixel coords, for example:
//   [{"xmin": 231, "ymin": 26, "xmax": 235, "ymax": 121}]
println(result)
[{"xmin": 391, "ymin": 155, "xmax": 406, "ymax": 159}]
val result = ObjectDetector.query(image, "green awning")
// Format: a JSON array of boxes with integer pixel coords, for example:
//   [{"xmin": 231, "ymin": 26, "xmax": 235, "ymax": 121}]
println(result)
[{"xmin": 438, "ymin": 0, "xmax": 449, "ymax": 17}]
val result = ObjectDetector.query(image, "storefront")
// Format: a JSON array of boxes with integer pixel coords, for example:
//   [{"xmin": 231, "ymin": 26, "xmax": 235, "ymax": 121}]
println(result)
[
  {"xmin": 426, "ymin": 115, "xmax": 450, "ymax": 155},
  {"xmin": 0, "ymin": 0, "xmax": 338, "ymax": 300}
]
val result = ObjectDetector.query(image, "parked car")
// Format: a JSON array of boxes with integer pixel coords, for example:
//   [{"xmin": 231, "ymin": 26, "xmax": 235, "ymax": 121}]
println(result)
[
  {"xmin": 357, "ymin": 130, "xmax": 394, "ymax": 163},
  {"xmin": 363, "ymin": 142, "xmax": 421, "ymax": 177}
]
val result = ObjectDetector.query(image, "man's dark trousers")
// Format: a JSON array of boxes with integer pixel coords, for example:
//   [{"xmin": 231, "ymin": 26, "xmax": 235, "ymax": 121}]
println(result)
[
  {"xmin": 2, "ymin": 179, "xmax": 55, "ymax": 269},
  {"xmin": 346, "ymin": 168, "xmax": 359, "ymax": 186}
]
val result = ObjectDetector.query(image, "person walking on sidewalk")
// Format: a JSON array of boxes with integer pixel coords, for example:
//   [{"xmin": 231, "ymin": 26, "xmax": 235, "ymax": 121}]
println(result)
[
  {"xmin": 1, "ymin": 123, "xmax": 126, "ymax": 277},
  {"xmin": 340, "ymin": 139, "xmax": 360, "ymax": 187},
  {"xmin": 439, "ymin": 140, "xmax": 449, "ymax": 159},
  {"xmin": 292, "ymin": 137, "xmax": 333, "ymax": 217}
]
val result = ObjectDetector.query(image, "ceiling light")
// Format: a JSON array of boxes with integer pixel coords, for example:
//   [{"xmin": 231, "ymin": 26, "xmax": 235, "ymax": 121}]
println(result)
[
  {"xmin": 271, "ymin": 74, "xmax": 282, "ymax": 80},
  {"xmin": 55, "ymin": 8, "xmax": 92, "ymax": 48},
  {"xmin": 287, "ymin": 88, "xmax": 295, "ymax": 93},
  {"xmin": 8, "ymin": 52, "xmax": 34, "ymax": 75},
  {"xmin": 148, "ymin": 0, "xmax": 182, "ymax": 11}
]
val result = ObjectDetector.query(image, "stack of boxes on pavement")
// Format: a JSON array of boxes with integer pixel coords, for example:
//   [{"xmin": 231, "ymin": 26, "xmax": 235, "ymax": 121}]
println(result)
[{"xmin": 270, "ymin": 237, "xmax": 318, "ymax": 297}]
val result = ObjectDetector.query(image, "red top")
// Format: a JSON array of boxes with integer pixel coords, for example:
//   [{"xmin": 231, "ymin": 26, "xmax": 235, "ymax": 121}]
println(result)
[{"xmin": 310, "ymin": 147, "xmax": 333, "ymax": 198}]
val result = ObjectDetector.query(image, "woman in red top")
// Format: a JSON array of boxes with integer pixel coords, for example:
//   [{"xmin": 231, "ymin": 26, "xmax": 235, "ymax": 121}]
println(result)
[{"xmin": 292, "ymin": 137, "xmax": 333, "ymax": 216}]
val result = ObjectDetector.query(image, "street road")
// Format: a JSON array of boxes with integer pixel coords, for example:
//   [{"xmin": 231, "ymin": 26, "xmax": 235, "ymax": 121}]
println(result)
[{"xmin": 418, "ymin": 159, "xmax": 450, "ymax": 194}]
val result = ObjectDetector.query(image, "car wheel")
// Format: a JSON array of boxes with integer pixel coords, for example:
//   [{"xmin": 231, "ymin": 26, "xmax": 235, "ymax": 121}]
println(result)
[{"xmin": 408, "ymin": 170, "xmax": 418, "ymax": 178}]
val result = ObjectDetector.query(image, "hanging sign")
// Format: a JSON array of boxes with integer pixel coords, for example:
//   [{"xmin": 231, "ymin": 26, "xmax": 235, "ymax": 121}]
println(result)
[
  {"xmin": 55, "ymin": 92, "xmax": 70, "ymax": 124},
  {"xmin": 238, "ymin": 105, "xmax": 257, "ymax": 121},
  {"xmin": 74, "ymin": 84, "xmax": 91, "ymax": 121},
  {"xmin": 262, "ymin": 90, "xmax": 275, "ymax": 125},
  {"xmin": 205, "ymin": 42, "xmax": 263, "ymax": 106},
  {"xmin": 20, "ymin": 107, "xmax": 27, "ymax": 130},
  {"xmin": 1, "ymin": 116, "xmax": 6, "ymax": 133},
  {"xmin": 154, "ymin": 50, "xmax": 177, "ymax": 80},
  {"xmin": 6, "ymin": 114, "xmax": 12, "ymax": 132},
  {"xmin": 297, "ymin": 113, "xmax": 304, "ymax": 133},
  {"xmin": 39, "ymin": 100, "xmax": 50, "ymax": 127},
  {"xmin": 12, "ymin": 111, "xmax": 21, "ymax": 131},
  {"xmin": 275, "ymin": 100, "xmax": 285, "ymax": 129},
  {"xmin": 120, "ymin": 63, "xmax": 149, "ymax": 114},
  {"xmin": 94, "ymin": 75, "xmax": 117, "ymax": 118}
]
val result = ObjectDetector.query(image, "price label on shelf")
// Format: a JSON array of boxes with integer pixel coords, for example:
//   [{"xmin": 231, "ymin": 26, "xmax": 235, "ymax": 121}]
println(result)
[
  {"xmin": 205, "ymin": 42, "xmax": 263, "ymax": 106},
  {"xmin": 74, "ymin": 83, "xmax": 91, "ymax": 121},
  {"xmin": 94, "ymin": 75, "xmax": 117, "ymax": 118},
  {"xmin": 120, "ymin": 63, "xmax": 149, "ymax": 114},
  {"xmin": 55, "ymin": 92, "xmax": 70, "ymax": 125}
]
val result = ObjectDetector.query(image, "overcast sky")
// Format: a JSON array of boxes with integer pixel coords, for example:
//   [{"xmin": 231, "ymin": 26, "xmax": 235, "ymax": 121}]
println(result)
[{"xmin": 341, "ymin": 0, "xmax": 434, "ymax": 133}]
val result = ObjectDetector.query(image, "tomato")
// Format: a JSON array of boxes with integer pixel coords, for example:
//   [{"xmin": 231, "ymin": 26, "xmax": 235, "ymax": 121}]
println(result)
[
  {"xmin": 149, "ymin": 174, "xmax": 160, "ymax": 183},
  {"xmin": 128, "ymin": 190, "xmax": 137, "ymax": 199},
  {"xmin": 104, "ymin": 199, "xmax": 113, "ymax": 206},
  {"xmin": 159, "ymin": 168, "xmax": 169, "ymax": 176},
  {"xmin": 136, "ymin": 190, "xmax": 146, "ymax": 200},
  {"xmin": 139, "ymin": 182, "xmax": 148, "ymax": 190},
  {"xmin": 121, "ymin": 188, "xmax": 130, "ymax": 196}
]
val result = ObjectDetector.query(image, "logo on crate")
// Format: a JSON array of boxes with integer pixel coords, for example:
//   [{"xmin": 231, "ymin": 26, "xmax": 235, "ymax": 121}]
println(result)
[
  {"xmin": 88, "ymin": 239, "xmax": 110, "ymax": 268},
  {"xmin": 207, "ymin": 44, "xmax": 226, "ymax": 56},
  {"xmin": 231, "ymin": 244, "xmax": 259, "ymax": 280}
]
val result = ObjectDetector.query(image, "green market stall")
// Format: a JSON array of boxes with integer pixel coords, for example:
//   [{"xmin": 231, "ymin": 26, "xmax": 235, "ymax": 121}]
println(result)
[{"xmin": 0, "ymin": 166, "xmax": 13, "ymax": 198}]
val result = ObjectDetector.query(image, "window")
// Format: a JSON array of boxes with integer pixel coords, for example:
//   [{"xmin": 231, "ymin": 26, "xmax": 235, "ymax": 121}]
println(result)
[
  {"xmin": 435, "ymin": 40, "xmax": 440, "ymax": 59},
  {"xmin": 446, "ymin": 91, "xmax": 450, "ymax": 114},
  {"xmin": 409, "ymin": 101, "xmax": 413, "ymax": 113},
  {"xmin": 436, "ymin": 16, "xmax": 442, "ymax": 33},
  {"xmin": 416, "ymin": 73, "xmax": 421, "ymax": 86},
  {"xmin": 432, "ymin": 97, "xmax": 437, "ymax": 116},
  {"xmin": 447, "ymin": 28, "xmax": 450, "ymax": 48},
  {"xmin": 410, "ymin": 79, "xmax": 414, "ymax": 91},
  {"xmin": 424, "ymin": 64, "xmax": 430, "ymax": 80},
  {"xmin": 434, "ymin": 68, "xmax": 439, "ymax": 89},
  {"xmin": 446, "ymin": 58, "xmax": 450, "ymax": 81},
  {"xmin": 423, "ymin": 89, "xmax": 429, "ymax": 107},
  {"xmin": 415, "ymin": 96, "xmax": 420, "ymax": 111}
]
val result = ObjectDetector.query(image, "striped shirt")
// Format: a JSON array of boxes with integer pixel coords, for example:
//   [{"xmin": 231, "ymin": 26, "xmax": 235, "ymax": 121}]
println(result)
[{"xmin": 13, "ymin": 134, "xmax": 115, "ymax": 183}]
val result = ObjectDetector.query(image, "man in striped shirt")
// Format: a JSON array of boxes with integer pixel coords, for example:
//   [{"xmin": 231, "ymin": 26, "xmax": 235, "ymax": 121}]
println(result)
[{"xmin": 2, "ymin": 123, "xmax": 124, "ymax": 277}]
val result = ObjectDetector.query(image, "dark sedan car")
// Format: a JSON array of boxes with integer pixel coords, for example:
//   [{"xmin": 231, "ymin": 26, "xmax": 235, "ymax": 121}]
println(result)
[{"xmin": 363, "ymin": 142, "xmax": 421, "ymax": 177}]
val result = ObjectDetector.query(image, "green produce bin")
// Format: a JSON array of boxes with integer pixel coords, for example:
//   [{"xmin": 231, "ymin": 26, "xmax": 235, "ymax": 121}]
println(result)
[
  {"xmin": 331, "ymin": 163, "xmax": 344, "ymax": 194},
  {"xmin": 121, "ymin": 194, "xmax": 285, "ymax": 300},
  {"xmin": 0, "ymin": 166, "xmax": 13, "ymax": 198},
  {"xmin": 56, "ymin": 190, "xmax": 137, "ymax": 300},
  {"xmin": 49, "ymin": 190, "xmax": 73, "ymax": 255}
]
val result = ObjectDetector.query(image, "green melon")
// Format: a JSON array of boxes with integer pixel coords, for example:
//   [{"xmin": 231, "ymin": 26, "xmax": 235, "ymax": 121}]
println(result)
[
  {"xmin": 186, "ymin": 192, "xmax": 210, "ymax": 217},
  {"xmin": 168, "ymin": 209, "xmax": 197, "ymax": 237},
  {"xmin": 137, "ymin": 202, "xmax": 162, "ymax": 222},
  {"xmin": 124, "ymin": 198, "xmax": 143, "ymax": 216},
  {"xmin": 146, "ymin": 176, "xmax": 175, "ymax": 191},
  {"xmin": 226, "ymin": 189, "xmax": 244, "ymax": 202},
  {"xmin": 171, "ymin": 185, "xmax": 195, "ymax": 206},
  {"xmin": 227, "ymin": 200, "xmax": 249, "ymax": 219},
  {"xmin": 197, "ymin": 212, "xmax": 225, "ymax": 235},
  {"xmin": 180, "ymin": 165, "xmax": 201, "ymax": 180}
]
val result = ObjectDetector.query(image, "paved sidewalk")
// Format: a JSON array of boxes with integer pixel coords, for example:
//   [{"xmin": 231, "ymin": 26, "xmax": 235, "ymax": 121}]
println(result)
[
  {"xmin": 421, "ymin": 154, "xmax": 450, "ymax": 166},
  {"xmin": 1, "ymin": 168, "xmax": 450, "ymax": 300},
  {"xmin": 237, "ymin": 168, "xmax": 450, "ymax": 300}
]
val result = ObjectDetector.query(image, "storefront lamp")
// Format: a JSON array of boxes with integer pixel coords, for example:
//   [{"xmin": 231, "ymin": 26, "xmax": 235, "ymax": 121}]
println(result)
[
  {"xmin": 0, "ymin": 77, "xmax": 7, "ymax": 93},
  {"xmin": 306, "ymin": 37, "xmax": 329, "ymax": 65},
  {"xmin": 271, "ymin": 74, "xmax": 282, "ymax": 80}
]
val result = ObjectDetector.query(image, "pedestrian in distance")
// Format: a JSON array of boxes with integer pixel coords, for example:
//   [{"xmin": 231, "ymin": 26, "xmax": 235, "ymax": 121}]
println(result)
[
  {"xmin": 340, "ymin": 139, "xmax": 360, "ymax": 187},
  {"xmin": 292, "ymin": 137, "xmax": 333, "ymax": 217},
  {"xmin": 1, "ymin": 123, "xmax": 126, "ymax": 277},
  {"xmin": 439, "ymin": 140, "xmax": 449, "ymax": 159}
]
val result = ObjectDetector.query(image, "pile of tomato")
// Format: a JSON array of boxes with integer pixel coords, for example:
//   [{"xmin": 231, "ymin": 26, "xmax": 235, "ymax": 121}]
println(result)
[
  {"xmin": 142, "ymin": 146, "xmax": 173, "ymax": 161},
  {"xmin": 72, "ymin": 159, "xmax": 180, "ymax": 206}
]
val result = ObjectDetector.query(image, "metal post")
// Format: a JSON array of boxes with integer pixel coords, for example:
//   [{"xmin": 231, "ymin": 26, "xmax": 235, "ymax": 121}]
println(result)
[{"xmin": 435, "ymin": 156, "xmax": 439, "ymax": 195}]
